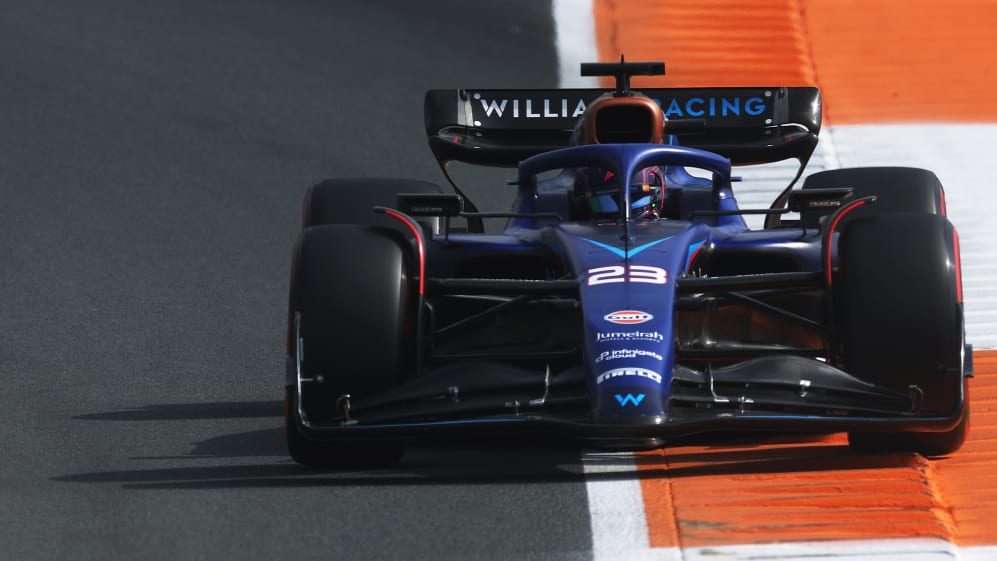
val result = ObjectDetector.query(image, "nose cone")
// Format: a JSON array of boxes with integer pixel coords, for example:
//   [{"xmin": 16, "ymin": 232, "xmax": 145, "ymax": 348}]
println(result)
[{"xmin": 594, "ymin": 380, "xmax": 667, "ymax": 422}]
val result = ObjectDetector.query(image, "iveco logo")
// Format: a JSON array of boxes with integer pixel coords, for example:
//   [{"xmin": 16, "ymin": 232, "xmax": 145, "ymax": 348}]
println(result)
[{"xmin": 604, "ymin": 310, "xmax": 653, "ymax": 325}]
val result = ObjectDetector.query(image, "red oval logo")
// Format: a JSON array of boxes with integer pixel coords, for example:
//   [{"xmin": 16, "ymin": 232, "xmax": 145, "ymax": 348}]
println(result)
[{"xmin": 603, "ymin": 310, "xmax": 653, "ymax": 325}]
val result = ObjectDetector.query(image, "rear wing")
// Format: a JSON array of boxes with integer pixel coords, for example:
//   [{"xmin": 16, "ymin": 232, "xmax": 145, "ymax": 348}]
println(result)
[{"xmin": 424, "ymin": 87, "xmax": 821, "ymax": 167}]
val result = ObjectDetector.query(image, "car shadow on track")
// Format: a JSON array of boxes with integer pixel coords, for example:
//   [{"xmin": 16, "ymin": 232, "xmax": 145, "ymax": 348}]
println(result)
[
  {"xmin": 56, "ymin": 400, "xmax": 591, "ymax": 490},
  {"xmin": 74, "ymin": 400, "xmax": 285, "ymax": 421},
  {"xmin": 55, "ymin": 401, "xmax": 921, "ymax": 490}
]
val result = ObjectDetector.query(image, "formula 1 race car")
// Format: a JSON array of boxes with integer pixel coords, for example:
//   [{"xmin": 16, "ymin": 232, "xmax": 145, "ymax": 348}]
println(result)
[{"xmin": 284, "ymin": 60, "xmax": 972, "ymax": 467}]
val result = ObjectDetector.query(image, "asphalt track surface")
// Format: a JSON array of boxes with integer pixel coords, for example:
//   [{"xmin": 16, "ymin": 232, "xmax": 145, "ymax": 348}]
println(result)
[{"xmin": 0, "ymin": 1, "xmax": 599, "ymax": 560}]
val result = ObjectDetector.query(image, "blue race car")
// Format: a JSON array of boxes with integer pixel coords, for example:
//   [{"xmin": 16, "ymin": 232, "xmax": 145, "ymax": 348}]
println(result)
[{"xmin": 284, "ymin": 60, "xmax": 971, "ymax": 467}]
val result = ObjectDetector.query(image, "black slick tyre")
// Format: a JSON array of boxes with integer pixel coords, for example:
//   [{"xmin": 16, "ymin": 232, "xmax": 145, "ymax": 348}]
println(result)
[
  {"xmin": 285, "ymin": 224, "xmax": 412, "ymax": 467},
  {"xmin": 848, "ymin": 392, "xmax": 969, "ymax": 458},
  {"xmin": 803, "ymin": 166, "xmax": 945, "ymax": 213},
  {"xmin": 302, "ymin": 177, "xmax": 442, "ymax": 230},
  {"xmin": 801, "ymin": 166, "xmax": 945, "ymax": 229},
  {"xmin": 834, "ymin": 213, "xmax": 967, "ymax": 456}
]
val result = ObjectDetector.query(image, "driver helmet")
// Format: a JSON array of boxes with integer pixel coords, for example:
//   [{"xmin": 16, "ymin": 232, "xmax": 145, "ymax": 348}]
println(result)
[
  {"xmin": 577, "ymin": 166, "xmax": 664, "ymax": 219},
  {"xmin": 571, "ymin": 92, "xmax": 667, "ymax": 219}
]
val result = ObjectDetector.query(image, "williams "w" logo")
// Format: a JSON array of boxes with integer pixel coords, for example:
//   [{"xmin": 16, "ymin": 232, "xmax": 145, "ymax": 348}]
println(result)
[{"xmin": 614, "ymin": 393, "xmax": 645, "ymax": 407}]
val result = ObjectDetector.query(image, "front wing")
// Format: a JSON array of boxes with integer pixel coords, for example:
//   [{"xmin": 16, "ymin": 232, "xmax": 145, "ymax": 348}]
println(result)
[{"xmin": 290, "ymin": 353, "xmax": 968, "ymax": 445}]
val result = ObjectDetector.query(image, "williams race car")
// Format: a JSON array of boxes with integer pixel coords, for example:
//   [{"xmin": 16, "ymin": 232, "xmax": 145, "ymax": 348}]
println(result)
[{"xmin": 284, "ymin": 60, "xmax": 972, "ymax": 467}]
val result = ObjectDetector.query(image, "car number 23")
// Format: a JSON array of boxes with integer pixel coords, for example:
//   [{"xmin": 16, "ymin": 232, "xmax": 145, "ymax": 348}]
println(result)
[{"xmin": 586, "ymin": 265, "xmax": 669, "ymax": 286}]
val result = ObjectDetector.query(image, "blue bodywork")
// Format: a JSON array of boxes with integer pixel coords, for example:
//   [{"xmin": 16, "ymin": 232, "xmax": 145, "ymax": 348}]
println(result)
[
  {"xmin": 287, "ymin": 65, "xmax": 969, "ymax": 459},
  {"xmin": 290, "ymin": 139, "xmax": 963, "ymax": 445},
  {"xmin": 402, "ymin": 142, "xmax": 840, "ymax": 432},
  {"xmin": 513, "ymin": 144, "xmax": 740, "ymax": 423},
  {"xmin": 290, "ymin": 138, "xmax": 967, "ymax": 445}
]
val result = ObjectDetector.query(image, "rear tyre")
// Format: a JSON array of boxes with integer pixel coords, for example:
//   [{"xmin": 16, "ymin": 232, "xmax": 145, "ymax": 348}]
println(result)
[
  {"xmin": 302, "ymin": 177, "xmax": 442, "ymax": 230},
  {"xmin": 834, "ymin": 213, "xmax": 967, "ymax": 456},
  {"xmin": 285, "ymin": 224, "xmax": 412, "ymax": 467},
  {"xmin": 800, "ymin": 167, "xmax": 945, "ymax": 228},
  {"xmin": 803, "ymin": 166, "xmax": 945, "ymax": 213}
]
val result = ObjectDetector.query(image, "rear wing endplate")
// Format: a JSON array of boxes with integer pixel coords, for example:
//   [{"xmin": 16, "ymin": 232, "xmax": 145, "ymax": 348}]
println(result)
[{"xmin": 424, "ymin": 87, "xmax": 821, "ymax": 167}]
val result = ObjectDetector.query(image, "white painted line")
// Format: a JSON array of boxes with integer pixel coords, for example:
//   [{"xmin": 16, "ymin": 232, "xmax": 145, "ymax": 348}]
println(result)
[
  {"xmin": 964, "ymin": 546, "xmax": 997, "ymax": 561},
  {"xmin": 553, "ymin": 0, "xmax": 600, "ymax": 88},
  {"xmin": 582, "ymin": 451, "xmax": 682, "ymax": 561},
  {"xmin": 683, "ymin": 538, "xmax": 961, "ymax": 560}
]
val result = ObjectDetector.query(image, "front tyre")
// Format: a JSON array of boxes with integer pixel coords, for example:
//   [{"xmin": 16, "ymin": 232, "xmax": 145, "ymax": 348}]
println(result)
[
  {"xmin": 834, "ymin": 213, "xmax": 967, "ymax": 456},
  {"xmin": 848, "ymin": 387, "xmax": 969, "ymax": 458},
  {"xmin": 285, "ymin": 224, "xmax": 412, "ymax": 467},
  {"xmin": 285, "ymin": 387, "xmax": 405, "ymax": 468}
]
